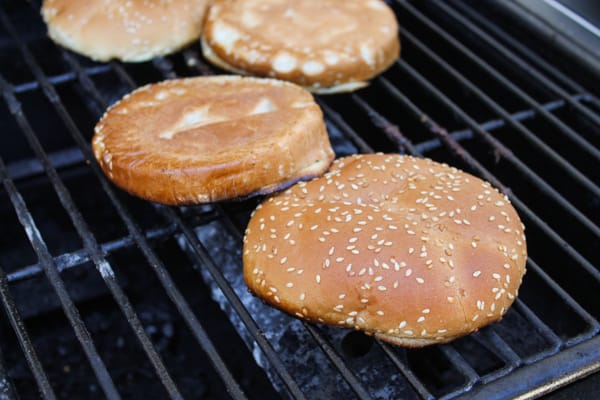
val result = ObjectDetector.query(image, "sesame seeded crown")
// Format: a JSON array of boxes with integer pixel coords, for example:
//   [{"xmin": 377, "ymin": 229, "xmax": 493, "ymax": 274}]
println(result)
[{"xmin": 243, "ymin": 154, "xmax": 527, "ymax": 347}]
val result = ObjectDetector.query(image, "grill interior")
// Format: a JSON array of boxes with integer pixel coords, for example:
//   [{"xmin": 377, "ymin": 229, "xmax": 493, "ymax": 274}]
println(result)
[{"xmin": 1, "ymin": 0, "xmax": 599, "ymax": 399}]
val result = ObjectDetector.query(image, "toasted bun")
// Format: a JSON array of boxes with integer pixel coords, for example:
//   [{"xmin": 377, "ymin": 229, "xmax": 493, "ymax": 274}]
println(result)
[
  {"xmin": 41, "ymin": 0, "xmax": 210, "ymax": 62},
  {"xmin": 92, "ymin": 76, "xmax": 335, "ymax": 205},
  {"xmin": 243, "ymin": 154, "xmax": 527, "ymax": 346},
  {"xmin": 202, "ymin": 0, "xmax": 400, "ymax": 92}
]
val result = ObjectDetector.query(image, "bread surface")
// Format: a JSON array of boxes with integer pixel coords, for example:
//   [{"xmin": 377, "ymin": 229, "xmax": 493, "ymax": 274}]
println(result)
[
  {"xmin": 42, "ymin": 0, "xmax": 210, "ymax": 62},
  {"xmin": 243, "ymin": 154, "xmax": 527, "ymax": 346},
  {"xmin": 92, "ymin": 76, "xmax": 335, "ymax": 204},
  {"xmin": 202, "ymin": 0, "xmax": 400, "ymax": 93}
]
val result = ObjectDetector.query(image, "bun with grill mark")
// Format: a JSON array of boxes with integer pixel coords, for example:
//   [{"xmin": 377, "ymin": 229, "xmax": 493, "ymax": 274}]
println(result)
[
  {"xmin": 41, "ymin": 0, "xmax": 211, "ymax": 62},
  {"xmin": 202, "ymin": 0, "xmax": 400, "ymax": 94},
  {"xmin": 92, "ymin": 76, "xmax": 335, "ymax": 205},
  {"xmin": 243, "ymin": 154, "xmax": 527, "ymax": 346}
]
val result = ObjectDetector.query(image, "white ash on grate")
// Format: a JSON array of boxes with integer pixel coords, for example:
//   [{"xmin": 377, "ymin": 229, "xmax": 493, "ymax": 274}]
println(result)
[
  {"xmin": 92, "ymin": 76, "xmax": 334, "ymax": 205},
  {"xmin": 202, "ymin": 0, "xmax": 400, "ymax": 94},
  {"xmin": 243, "ymin": 153, "xmax": 527, "ymax": 347}
]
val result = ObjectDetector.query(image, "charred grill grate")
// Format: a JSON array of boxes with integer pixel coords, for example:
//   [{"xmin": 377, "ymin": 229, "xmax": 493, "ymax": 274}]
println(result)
[{"xmin": 0, "ymin": 0, "xmax": 599, "ymax": 399}]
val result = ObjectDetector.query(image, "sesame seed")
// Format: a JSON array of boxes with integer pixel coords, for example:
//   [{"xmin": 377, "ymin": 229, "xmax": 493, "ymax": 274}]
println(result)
[
  {"xmin": 316, "ymin": 274, "xmax": 321, "ymax": 284},
  {"xmin": 493, "ymin": 273, "xmax": 501, "ymax": 280},
  {"xmin": 286, "ymin": 282, "xmax": 294, "ymax": 288},
  {"xmin": 300, "ymin": 293, "xmax": 306, "ymax": 301},
  {"xmin": 405, "ymin": 269, "xmax": 413, "ymax": 277},
  {"xmin": 473, "ymin": 271, "xmax": 481, "ymax": 277},
  {"xmin": 399, "ymin": 321, "xmax": 407, "ymax": 328},
  {"xmin": 377, "ymin": 285, "xmax": 387, "ymax": 291},
  {"xmin": 416, "ymin": 277, "xmax": 425, "ymax": 284},
  {"xmin": 376, "ymin": 311, "xmax": 384, "ymax": 316},
  {"xmin": 417, "ymin": 316, "xmax": 425, "ymax": 323},
  {"xmin": 422, "ymin": 308, "xmax": 430, "ymax": 314}
]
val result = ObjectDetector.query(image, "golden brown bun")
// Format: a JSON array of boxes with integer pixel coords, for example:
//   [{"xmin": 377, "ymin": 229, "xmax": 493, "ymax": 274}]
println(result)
[
  {"xmin": 92, "ymin": 76, "xmax": 335, "ymax": 205},
  {"xmin": 243, "ymin": 154, "xmax": 527, "ymax": 346},
  {"xmin": 202, "ymin": 0, "xmax": 400, "ymax": 93},
  {"xmin": 41, "ymin": 0, "xmax": 210, "ymax": 62}
]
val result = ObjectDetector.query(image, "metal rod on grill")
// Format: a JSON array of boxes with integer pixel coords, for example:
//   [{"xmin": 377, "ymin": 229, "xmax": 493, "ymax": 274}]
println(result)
[
  {"xmin": 451, "ymin": 0, "xmax": 600, "ymax": 127},
  {"xmin": 0, "ymin": 75, "xmax": 182, "ymax": 399},
  {"xmin": 0, "ymin": 344, "xmax": 17, "ymax": 400},
  {"xmin": 0, "ymin": 265, "xmax": 53, "ymax": 400},
  {"xmin": 0, "ymin": 154, "xmax": 116, "ymax": 399},
  {"xmin": 526, "ymin": 258, "xmax": 600, "ymax": 347},
  {"xmin": 7, "ymin": 223, "xmax": 180, "ymax": 284},
  {"xmin": 375, "ymin": 75, "xmax": 600, "ymax": 284},
  {"xmin": 36, "ymin": 48, "xmax": 253, "ymax": 400},
  {"xmin": 437, "ymin": 345, "xmax": 479, "ymax": 399},
  {"xmin": 154, "ymin": 52, "xmax": 379, "ymax": 400},
  {"xmin": 395, "ymin": 29, "xmax": 600, "ymax": 238},
  {"xmin": 412, "ymin": 97, "xmax": 587, "ymax": 154},
  {"xmin": 396, "ymin": 0, "xmax": 600, "ymax": 164}
]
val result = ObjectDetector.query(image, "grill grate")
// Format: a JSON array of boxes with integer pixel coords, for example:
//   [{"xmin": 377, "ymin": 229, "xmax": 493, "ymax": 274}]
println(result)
[{"xmin": 1, "ymin": 0, "xmax": 599, "ymax": 399}]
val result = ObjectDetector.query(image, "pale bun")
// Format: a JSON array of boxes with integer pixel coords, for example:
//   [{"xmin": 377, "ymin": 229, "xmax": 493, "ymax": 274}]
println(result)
[
  {"xmin": 92, "ymin": 76, "xmax": 335, "ymax": 205},
  {"xmin": 42, "ymin": 0, "xmax": 210, "ymax": 62},
  {"xmin": 243, "ymin": 154, "xmax": 527, "ymax": 346},
  {"xmin": 202, "ymin": 0, "xmax": 400, "ymax": 93}
]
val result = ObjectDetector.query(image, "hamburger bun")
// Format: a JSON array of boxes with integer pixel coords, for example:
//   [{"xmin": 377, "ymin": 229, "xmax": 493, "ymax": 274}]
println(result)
[
  {"xmin": 202, "ymin": 0, "xmax": 400, "ymax": 93},
  {"xmin": 41, "ymin": 0, "xmax": 211, "ymax": 62},
  {"xmin": 92, "ymin": 76, "xmax": 335, "ymax": 205},
  {"xmin": 243, "ymin": 154, "xmax": 527, "ymax": 346}
]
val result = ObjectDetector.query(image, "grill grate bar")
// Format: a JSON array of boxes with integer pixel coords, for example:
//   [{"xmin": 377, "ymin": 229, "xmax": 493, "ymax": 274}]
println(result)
[
  {"xmin": 7, "ymin": 223, "xmax": 180, "ymax": 284},
  {"xmin": 0, "ymin": 152, "xmax": 118, "ymax": 399},
  {"xmin": 438, "ymin": 346, "xmax": 479, "ymax": 399},
  {"xmin": 472, "ymin": 330, "xmax": 520, "ymax": 384},
  {"xmin": 377, "ymin": 343, "xmax": 435, "ymax": 400},
  {"xmin": 452, "ymin": 1, "xmax": 600, "ymax": 109},
  {"xmin": 213, "ymin": 194, "xmax": 376, "ymax": 400},
  {"xmin": 304, "ymin": 324, "xmax": 374, "ymax": 400},
  {"xmin": 0, "ymin": 265, "xmax": 55, "ymax": 400},
  {"xmin": 151, "ymin": 53, "xmax": 379, "ymax": 400},
  {"xmin": 351, "ymin": 94, "xmax": 420, "ymax": 155},
  {"xmin": 449, "ymin": 0, "xmax": 600, "ymax": 129},
  {"xmin": 318, "ymin": 100, "xmax": 374, "ymax": 154},
  {"xmin": 377, "ymin": 74, "xmax": 600, "ymax": 283},
  {"xmin": 0, "ymin": 344, "xmax": 17, "ymax": 400},
  {"xmin": 397, "ymin": 0, "xmax": 600, "ymax": 165},
  {"xmin": 31, "ymin": 48, "xmax": 253, "ymax": 400},
  {"xmin": 458, "ymin": 336, "xmax": 600, "ymax": 400},
  {"xmin": 415, "ymin": 96, "xmax": 585, "ymax": 154},
  {"xmin": 6, "ymin": 146, "xmax": 85, "ymax": 182},
  {"xmin": 511, "ymin": 299, "xmax": 562, "ymax": 350},
  {"xmin": 157, "ymin": 206, "xmax": 308, "ymax": 400},
  {"xmin": 525, "ymin": 258, "xmax": 599, "ymax": 349},
  {"xmin": 398, "ymin": 25, "xmax": 600, "ymax": 207},
  {"xmin": 372, "ymin": 76, "xmax": 600, "ymax": 330},
  {"xmin": 11, "ymin": 65, "xmax": 111, "ymax": 94},
  {"xmin": 0, "ymin": 11, "xmax": 186, "ymax": 396}
]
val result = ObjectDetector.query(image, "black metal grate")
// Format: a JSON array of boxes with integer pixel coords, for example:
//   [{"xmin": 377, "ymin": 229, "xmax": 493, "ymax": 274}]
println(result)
[{"xmin": 0, "ymin": 0, "xmax": 599, "ymax": 399}]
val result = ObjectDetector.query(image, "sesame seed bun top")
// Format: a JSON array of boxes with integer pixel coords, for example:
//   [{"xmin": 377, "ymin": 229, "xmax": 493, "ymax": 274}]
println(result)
[
  {"xmin": 202, "ymin": 0, "xmax": 400, "ymax": 92},
  {"xmin": 41, "ymin": 0, "xmax": 211, "ymax": 62},
  {"xmin": 243, "ymin": 154, "xmax": 527, "ymax": 346}
]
